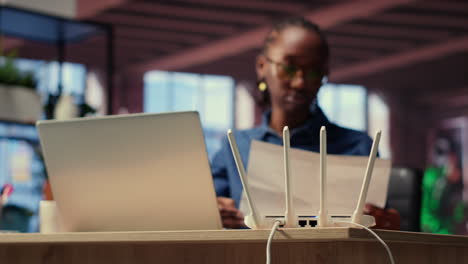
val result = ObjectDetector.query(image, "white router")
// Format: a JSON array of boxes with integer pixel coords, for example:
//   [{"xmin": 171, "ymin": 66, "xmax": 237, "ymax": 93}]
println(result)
[{"xmin": 226, "ymin": 126, "xmax": 381, "ymax": 229}]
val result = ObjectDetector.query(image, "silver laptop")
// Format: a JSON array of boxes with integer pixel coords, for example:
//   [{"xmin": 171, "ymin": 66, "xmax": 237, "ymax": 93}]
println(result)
[{"xmin": 37, "ymin": 111, "xmax": 222, "ymax": 232}]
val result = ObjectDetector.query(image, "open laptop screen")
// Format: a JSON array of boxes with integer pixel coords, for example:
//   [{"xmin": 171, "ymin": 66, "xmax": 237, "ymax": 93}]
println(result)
[{"xmin": 37, "ymin": 111, "xmax": 221, "ymax": 232}]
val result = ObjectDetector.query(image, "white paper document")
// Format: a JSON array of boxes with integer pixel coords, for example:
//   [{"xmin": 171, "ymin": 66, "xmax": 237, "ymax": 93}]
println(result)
[{"xmin": 240, "ymin": 140, "xmax": 391, "ymax": 217}]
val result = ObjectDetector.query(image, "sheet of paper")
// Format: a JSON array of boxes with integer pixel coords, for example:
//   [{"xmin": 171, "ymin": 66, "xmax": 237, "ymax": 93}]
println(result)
[{"xmin": 240, "ymin": 140, "xmax": 391, "ymax": 216}]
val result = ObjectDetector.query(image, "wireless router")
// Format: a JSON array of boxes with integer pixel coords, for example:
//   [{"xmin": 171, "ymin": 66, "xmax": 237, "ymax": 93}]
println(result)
[{"xmin": 227, "ymin": 127, "xmax": 381, "ymax": 229}]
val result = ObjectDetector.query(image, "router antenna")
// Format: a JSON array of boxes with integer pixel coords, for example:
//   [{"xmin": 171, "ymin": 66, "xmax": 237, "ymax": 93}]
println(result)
[
  {"xmin": 283, "ymin": 126, "xmax": 297, "ymax": 227},
  {"xmin": 317, "ymin": 126, "xmax": 329, "ymax": 227},
  {"xmin": 351, "ymin": 130, "xmax": 381, "ymax": 225},
  {"xmin": 227, "ymin": 129, "xmax": 262, "ymax": 229}
]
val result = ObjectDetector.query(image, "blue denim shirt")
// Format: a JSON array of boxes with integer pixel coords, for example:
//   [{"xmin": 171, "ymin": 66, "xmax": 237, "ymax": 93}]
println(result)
[{"xmin": 210, "ymin": 106, "xmax": 373, "ymax": 207}]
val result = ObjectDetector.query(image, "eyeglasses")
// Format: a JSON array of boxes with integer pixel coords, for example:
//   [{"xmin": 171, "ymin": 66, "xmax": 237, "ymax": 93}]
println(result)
[{"xmin": 264, "ymin": 56, "xmax": 323, "ymax": 82}]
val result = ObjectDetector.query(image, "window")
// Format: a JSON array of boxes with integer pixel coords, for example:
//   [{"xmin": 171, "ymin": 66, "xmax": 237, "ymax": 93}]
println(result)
[
  {"xmin": 13, "ymin": 58, "xmax": 91, "ymax": 118},
  {"xmin": 144, "ymin": 71, "xmax": 234, "ymax": 158},
  {"xmin": 235, "ymin": 82, "xmax": 255, "ymax": 130},
  {"xmin": 318, "ymin": 84, "xmax": 391, "ymax": 158},
  {"xmin": 368, "ymin": 94, "xmax": 391, "ymax": 159},
  {"xmin": 318, "ymin": 83, "xmax": 367, "ymax": 131},
  {"xmin": 14, "ymin": 58, "xmax": 87, "ymax": 102}
]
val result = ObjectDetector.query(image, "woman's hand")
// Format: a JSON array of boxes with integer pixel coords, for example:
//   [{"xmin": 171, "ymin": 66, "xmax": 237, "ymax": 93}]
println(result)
[
  {"xmin": 217, "ymin": 197, "xmax": 246, "ymax": 229},
  {"xmin": 364, "ymin": 203, "xmax": 401, "ymax": 230}
]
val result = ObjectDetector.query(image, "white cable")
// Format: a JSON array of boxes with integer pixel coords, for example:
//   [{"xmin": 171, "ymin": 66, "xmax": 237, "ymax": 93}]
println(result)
[
  {"xmin": 266, "ymin": 221, "xmax": 282, "ymax": 264},
  {"xmin": 336, "ymin": 221, "xmax": 395, "ymax": 264}
]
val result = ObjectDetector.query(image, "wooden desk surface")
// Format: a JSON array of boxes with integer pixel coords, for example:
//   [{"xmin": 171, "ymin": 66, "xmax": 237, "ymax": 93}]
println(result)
[
  {"xmin": 1, "ymin": 228, "xmax": 467, "ymax": 264},
  {"xmin": 0, "ymin": 227, "xmax": 467, "ymax": 246}
]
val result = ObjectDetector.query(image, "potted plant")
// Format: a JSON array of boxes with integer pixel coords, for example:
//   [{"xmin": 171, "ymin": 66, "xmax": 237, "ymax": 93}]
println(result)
[{"xmin": 0, "ymin": 50, "xmax": 42, "ymax": 122}]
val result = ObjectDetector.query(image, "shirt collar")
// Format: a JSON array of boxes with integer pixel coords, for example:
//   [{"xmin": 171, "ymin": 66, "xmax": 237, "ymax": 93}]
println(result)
[{"xmin": 250, "ymin": 103, "xmax": 330, "ymax": 141}]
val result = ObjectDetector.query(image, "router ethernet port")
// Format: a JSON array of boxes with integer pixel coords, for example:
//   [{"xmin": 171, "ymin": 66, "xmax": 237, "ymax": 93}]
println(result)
[
  {"xmin": 298, "ymin": 220, "xmax": 307, "ymax": 227},
  {"xmin": 309, "ymin": 220, "xmax": 317, "ymax": 227}
]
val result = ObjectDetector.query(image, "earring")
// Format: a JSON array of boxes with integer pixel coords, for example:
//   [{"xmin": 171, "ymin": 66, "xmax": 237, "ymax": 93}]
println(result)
[{"xmin": 258, "ymin": 81, "xmax": 267, "ymax": 92}]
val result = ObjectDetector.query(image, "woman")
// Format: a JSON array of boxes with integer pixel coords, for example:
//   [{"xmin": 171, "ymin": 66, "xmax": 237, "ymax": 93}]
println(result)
[{"xmin": 211, "ymin": 17, "xmax": 398, "ymax": 229}]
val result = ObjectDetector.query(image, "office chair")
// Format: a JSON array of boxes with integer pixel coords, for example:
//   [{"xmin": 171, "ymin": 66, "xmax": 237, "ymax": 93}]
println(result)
[{"xmin": 386, "ymin": 167, "xmax": 423, "ymax": 232}]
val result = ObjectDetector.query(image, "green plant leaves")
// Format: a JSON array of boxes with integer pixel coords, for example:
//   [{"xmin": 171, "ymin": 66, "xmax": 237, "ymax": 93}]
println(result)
[{"xmin": 0, "ymin": 48, "xmax": 37, "ymax": 89}]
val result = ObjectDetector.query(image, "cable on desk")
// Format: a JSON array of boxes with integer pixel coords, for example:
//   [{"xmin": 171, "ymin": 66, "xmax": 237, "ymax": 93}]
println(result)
[
  {"xmin": 266, "ymin": 220, "xmax": 282, "ymax": 264},
  {"xmin": 336, "ymin": 221, "xmax": 395, "ymax": 264}
]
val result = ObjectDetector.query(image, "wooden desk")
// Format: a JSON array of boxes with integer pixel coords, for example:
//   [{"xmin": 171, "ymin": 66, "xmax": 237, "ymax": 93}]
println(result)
[{"xmin": 0, "ymin": 228, "xmax": 467, "ymax": 263}]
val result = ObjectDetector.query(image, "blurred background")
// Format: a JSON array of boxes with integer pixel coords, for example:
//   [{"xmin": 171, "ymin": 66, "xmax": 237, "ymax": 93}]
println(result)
[{"xmin": 0, "ymin": 0, "xmax": 467, "ymax": 234}]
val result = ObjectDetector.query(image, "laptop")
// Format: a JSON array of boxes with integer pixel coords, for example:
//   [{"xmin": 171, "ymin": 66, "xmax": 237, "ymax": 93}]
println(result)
[{"xmin": 37, "ymin": 111, "xmax": 222, "ymax": 232}]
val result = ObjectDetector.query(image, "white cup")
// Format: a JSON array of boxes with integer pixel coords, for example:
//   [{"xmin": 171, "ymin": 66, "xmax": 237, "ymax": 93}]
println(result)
[{"xmin": 39, "ymin": 200, "xmax": 61, "ymax": 233}]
